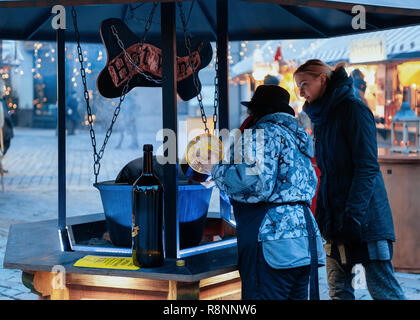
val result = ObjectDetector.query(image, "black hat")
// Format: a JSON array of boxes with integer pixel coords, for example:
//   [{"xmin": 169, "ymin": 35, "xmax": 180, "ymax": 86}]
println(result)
[{"xmin": 241, "ymin": 85, "xmax": 295, "ymax": 117}]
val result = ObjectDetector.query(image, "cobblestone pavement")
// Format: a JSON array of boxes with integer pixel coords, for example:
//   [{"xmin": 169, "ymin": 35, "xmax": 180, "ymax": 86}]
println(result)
[{"xmin": 0, "ymin": 128, "xmax": 419, "ymax": 300}]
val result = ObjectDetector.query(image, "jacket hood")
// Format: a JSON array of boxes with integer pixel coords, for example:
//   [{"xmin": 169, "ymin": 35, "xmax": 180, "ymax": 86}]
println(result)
[{"xmin": 257, "ymin": 112, "xmax": 314, "ymax": 159}]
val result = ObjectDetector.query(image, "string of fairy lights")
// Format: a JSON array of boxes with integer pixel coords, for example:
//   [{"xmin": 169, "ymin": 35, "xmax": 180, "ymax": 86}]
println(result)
[
  {"xmin": 0, "ymin": 66, "xmax": 17, "ymax": 114},
  {"xmin": 0, "ymin": 39, "xmax": 319, "ymax": 120}
]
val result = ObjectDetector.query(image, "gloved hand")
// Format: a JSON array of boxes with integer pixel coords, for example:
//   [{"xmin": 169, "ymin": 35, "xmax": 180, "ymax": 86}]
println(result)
[{"xmin": 340, "ymin": 215, "xmax": 362, "ymax": 243}]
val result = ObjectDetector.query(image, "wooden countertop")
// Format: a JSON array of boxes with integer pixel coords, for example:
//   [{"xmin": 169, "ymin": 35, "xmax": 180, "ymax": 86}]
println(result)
[
  {"xmin": 3, "ymin": 213, "xmax": 238, "ymax": 282},
  {"xmin": 378, "ymin": 148, "xmax": 420, "ymax": 164}
]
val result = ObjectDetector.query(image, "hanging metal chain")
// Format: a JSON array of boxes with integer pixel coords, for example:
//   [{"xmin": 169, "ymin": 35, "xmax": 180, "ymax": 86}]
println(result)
[
  {"xmin": 212, "ymin": 41, "xmax": 219, "ymax": 132},
  {"xmin": 111, "ymin": 30, "xmax": 162, "ymax": 84},
  {"xmin": 177, "ymin": 1, "xmax": 219, "ymax": 135},
  {"xmin": 113, "ymin": 2, "xmax": 162, "ymax": 84},
  {"xmin": 71, "ymin": 5, "xmax": 157, "ymax": 183},
  {"xmin": 126, "ymin": 2, "xmax": 194, "ymax": 36}
]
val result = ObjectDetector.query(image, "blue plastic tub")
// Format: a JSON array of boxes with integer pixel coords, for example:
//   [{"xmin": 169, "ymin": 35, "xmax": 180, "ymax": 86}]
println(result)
[{"xmin": 94, "ymin": 181, "xmax": 213, "ymax": 248}]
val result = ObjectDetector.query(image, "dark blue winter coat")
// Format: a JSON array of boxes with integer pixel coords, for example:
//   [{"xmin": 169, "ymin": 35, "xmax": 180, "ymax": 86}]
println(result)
[{"xmin": 305, "ymin": 67, "xmax": 396, "ymax": 243}]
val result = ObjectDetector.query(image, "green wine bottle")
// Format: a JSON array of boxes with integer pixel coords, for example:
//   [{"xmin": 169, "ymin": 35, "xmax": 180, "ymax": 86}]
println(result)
[{"xmin": 132, "ymin": 144, "xmax": 164, "ymax": 267}]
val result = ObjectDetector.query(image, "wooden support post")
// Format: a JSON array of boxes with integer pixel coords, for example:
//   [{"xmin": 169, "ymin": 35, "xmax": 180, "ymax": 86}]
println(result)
[
  {"xmin": 216, "ymin": 0, "xmax": 232, "ymax": 227},
  {"xmin": 168, "ymin": 281, "xmax": 200, "ymax": 300},
  {"xmin": 56, "ymin": 27, "xmax": 70, "ymax": 251},
  {"xmin": 33, "ymin": 271, "xmax": 69, "ymax": 300},
  {"xmin": 217, "ymin": 0, "xmax": 229, "ymax": 132},
  {"xmin": 161, "ymin": 1, "xmax": 179, "ymax": 260}
]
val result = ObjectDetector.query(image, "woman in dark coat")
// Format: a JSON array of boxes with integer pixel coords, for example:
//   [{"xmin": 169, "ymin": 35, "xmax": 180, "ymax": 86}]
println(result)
[{"xmin": 294, "ymin": 59, "xmax": 405, "ymax": 300}]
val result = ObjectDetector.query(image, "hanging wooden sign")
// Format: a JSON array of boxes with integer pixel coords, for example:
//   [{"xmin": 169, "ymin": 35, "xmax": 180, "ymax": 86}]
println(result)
[{"xmin": 97, "ymin": 18, "xmax": 213, "ymax": 101}]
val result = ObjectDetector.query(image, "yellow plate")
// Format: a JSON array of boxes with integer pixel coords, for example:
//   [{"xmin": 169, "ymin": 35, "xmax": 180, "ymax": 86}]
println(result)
[{"xmin": 185, "ymin": 133, "xmax": 224, "ymax": 174}]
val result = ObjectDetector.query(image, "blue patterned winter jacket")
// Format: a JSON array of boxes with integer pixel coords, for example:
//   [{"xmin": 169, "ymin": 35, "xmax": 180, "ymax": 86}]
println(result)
[{"xmin": 211, "ymin": 112, "xmax": 326, "ymax": 269}]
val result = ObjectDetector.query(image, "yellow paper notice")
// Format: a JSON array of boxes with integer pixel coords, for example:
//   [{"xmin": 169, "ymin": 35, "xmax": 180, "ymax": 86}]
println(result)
[{"xmin": 73, "ymin": 255, "xmax": 140, "ymax": 270}]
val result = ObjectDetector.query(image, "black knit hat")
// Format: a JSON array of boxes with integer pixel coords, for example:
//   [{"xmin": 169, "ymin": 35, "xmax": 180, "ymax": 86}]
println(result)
[{"xmin": 241, "ymin": 85, "xmax": 295, "ymax": 117}]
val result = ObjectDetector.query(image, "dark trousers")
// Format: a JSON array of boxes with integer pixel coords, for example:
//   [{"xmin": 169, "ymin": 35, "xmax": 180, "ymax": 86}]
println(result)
[
  {"xmin": 326, "ymin": 255, "xmax": 406, "ymax": 300},
  {"xmin": 231, "ymin": 200, "xmax": 312, "ymax": 300},
  {"xmin": 242, "ymin": 242, "xmax": 310, "ymax": 300},
  {"xmin": 256, "ymin": 242, "xmax": 310, "ymax": 300}
]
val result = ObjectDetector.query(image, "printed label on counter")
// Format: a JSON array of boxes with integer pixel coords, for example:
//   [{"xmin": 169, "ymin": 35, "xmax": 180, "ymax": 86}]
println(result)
[{"xmin": 73, "ymin": 255, "xmax": 140, "ymax": 270}]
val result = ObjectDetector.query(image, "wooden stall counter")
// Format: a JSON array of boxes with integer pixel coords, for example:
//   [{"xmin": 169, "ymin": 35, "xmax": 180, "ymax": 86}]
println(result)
[
  {"xmin": 378, "ymin": 148, "xmax": 420, "ymax": 273},
  {"xmin": 3, "ymin": 214, "xmax": 241, "ymax": 300}
]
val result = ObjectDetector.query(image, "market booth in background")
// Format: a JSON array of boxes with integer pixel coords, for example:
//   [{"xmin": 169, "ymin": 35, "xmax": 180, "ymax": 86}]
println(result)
[
  {"xmin": 2, "ymin": 0, "xmax": 420, "ymax": 299},
  {"xmin": 230, "ymin": 39, "xmax": 322, "ymax": 123},
  {"xmin": 232, "ymin": 25, "xmax": 420, "ymax": 138},
  {"xmin": 297, "ymin": 25, "xmax": 420, "ymax": 141}
]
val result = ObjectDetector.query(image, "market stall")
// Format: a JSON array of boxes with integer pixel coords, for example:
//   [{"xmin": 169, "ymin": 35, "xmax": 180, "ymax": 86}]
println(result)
[
  {"xmin": 2, "ymin": 0, "xmax": 420, "ymax": 299},
  {"xmin": 296, "ymin": 25, "xmax": 420, "ymax": 135}
]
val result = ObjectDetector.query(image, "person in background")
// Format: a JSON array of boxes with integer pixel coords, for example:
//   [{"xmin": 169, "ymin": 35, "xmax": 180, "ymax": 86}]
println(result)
[
  {"xmin": 297, "ymin": 109, "xmax": 312, "ymax": 134},
  {"xmin": 198, "ymin": 85, "xmax": 325, "ymax": 300},
  {"xmin": 263, "ymin": 74, "xmax": 280, "ymax": 86},
  {"xmin": 350, "ymin": 69, "xmax": 368, "ymax": 105},
  {"xmin": 115, "ymin": 98, "xmax": 140, "ymax": 150},
  {"xmin": 294, "ymin": 59, "xmax": 405, "ymax": 300},
  {"xmin": 0, "ymin": 81, "xmax": 5, "ymax": 143},
  {"xmin": 66, "ymin": 91, "xmax": 80, "ymax": 135},
  {"xmin": 0, "ymin": 79, "xmax": 13, "ymax": 157}
]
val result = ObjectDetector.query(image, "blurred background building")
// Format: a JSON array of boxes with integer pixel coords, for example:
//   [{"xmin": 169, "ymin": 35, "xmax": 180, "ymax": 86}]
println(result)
[{"xmin": 0, "ymin": 24, "xmax": 419, "ymax": 150}]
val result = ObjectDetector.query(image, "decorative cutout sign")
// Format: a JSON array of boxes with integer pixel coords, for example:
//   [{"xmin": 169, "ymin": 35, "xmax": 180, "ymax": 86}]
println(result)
[{"xmin": 97, "ymin": 18, "xmax": 212, "ymax": 101}]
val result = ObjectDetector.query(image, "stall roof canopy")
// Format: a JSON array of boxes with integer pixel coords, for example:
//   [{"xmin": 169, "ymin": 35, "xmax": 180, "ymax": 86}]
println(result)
[
  {"xmin": 0, "ymin": 0, "xmax": 419, "ymax": 43},
  {"xmin": 231, "ymin": 23, "xmax": 420, "ymax": 77},
  {"xmin": 297, "ymin": 24, "xmax": 420, "ymax": 64}
]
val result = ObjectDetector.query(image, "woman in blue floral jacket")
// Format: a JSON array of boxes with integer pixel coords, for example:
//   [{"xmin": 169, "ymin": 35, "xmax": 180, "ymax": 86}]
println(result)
[{"xmin": 202, "ymin": 85, "xmax": 325, "ymax": 300}]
